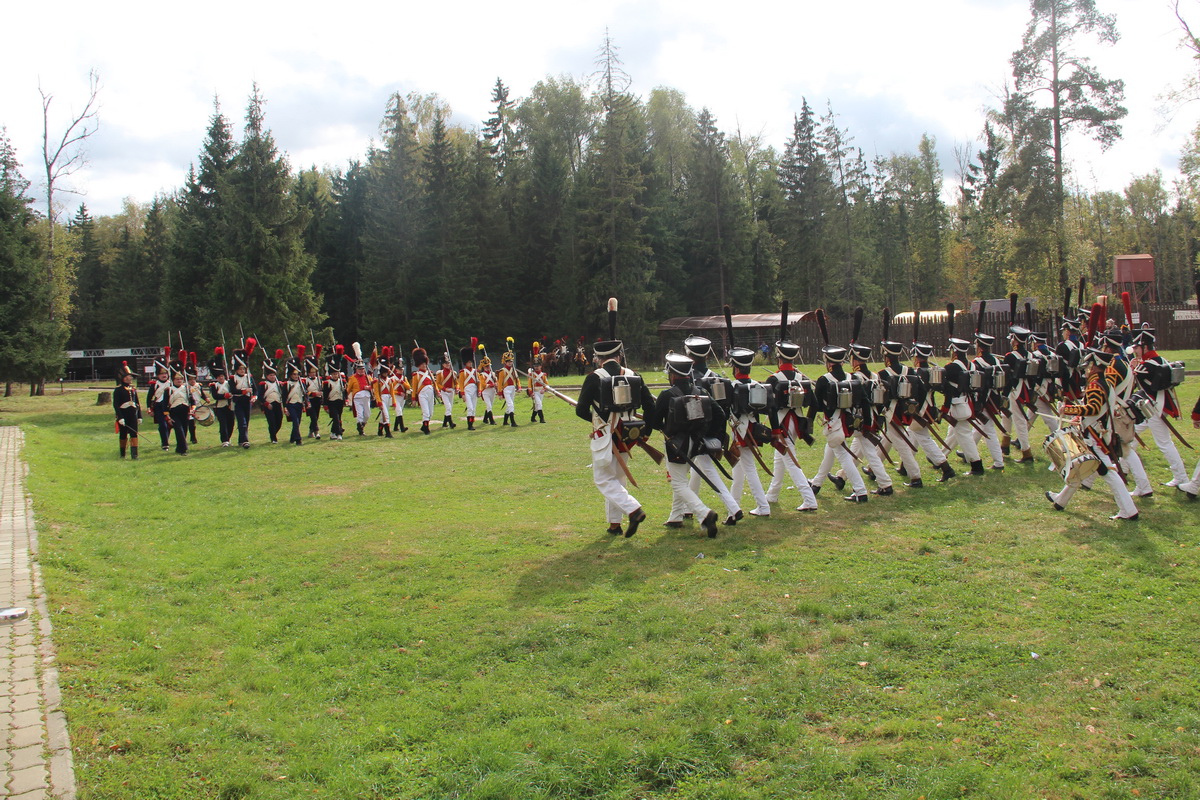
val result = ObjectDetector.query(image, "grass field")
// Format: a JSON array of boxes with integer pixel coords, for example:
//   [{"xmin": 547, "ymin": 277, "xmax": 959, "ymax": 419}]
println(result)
[{"xmin": 5, "ymin": 362, "xmax": 1200, "ymax": 800}]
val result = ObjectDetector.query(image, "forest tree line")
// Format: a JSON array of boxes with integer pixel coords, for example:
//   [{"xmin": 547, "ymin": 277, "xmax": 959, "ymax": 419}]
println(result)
[{"xmin": 4, "ymin": 1, "xmax": 1200, "ymax": 386}]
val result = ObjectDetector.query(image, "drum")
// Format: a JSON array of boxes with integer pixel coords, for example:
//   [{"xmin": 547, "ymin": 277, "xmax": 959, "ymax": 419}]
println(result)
[
  {"xmin": 193, "ymin": 405, "xmax": 215, "ymax": 427},
  {"xmin": 1042, "ymin": 427, "xmax": 1099, "ymax": 484},
  {"xmin": 747, "ymin": 383, "xmax": 769, "ymax": 410}
]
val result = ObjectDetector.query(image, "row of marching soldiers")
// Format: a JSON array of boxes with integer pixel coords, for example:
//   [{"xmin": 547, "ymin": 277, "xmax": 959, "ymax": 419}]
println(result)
[
  {"xmin": 112, "ymin": 336, "xmax": 553, "ymax": 457},
  {"xmin": 575, "ymin": 291, "xmax": 1197, "ymax": 539}
]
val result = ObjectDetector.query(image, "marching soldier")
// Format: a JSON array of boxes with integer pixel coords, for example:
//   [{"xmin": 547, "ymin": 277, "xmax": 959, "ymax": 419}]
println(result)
[
  {"xmin": 969, "ymin": 331, "xmax": 1006, "ymax": 470},
  {"xmin": 1028, "ymin": 331, "xmax": 1061, "ymax": 437},
  {"xmin": 727, "ymin": 343, "xmax": 773, "ymax": 517},
  {"xmin": 346, "ymin": 360, "xmax": 375, "ymax": 436},
  {"xmin": 1044, "ymin": 347, "xmax": 1140, "ymax": 521},
  {"xmin": 877, "ymin": 337, "xmax": 925, "ymax": 487},
  {"xmin": 807, "ymin": 311, "xmax": 870, "ymax": 502},
  {"xmin": 258, "ymin": 356, "xmax": 285, "ymax": 444},
  {"xmin": 209, "ymin": 352, "xmax": 235, "ymax": 447},
  {"xmin": 574, "ymin": 300, "xmax": 652, "ymax": 537},
  {"xmin": 1099, "ymin": 331, "xmax": 1154, "ymax": 498},
  {"xmin": 384, "ymin": 347, "xmax": 408, "ymax": 433},
  {"xmin": 166, "ymin": 366, "xmax": 194, "ymax": 456},
  {"xmin": 499, "ymin": 343, "xmax": 521, "ymax": 427},
  {"xmin": 763, "ymin": 330, "xmax": 820, "ymax": 511},
  {"xmin": 907, "ymin": 341, "xmax": 957, "ymax": 482},
  {"xmin": 112, "ymin": 361, "xmax": 142, "ymax": 460},
  {"xmin": 458, "ymin": 343, "xmax": 480, "ymax": 430},
  {"xmin": 370, "ymin": 363, "xmax": 393, "ymax": 437},
  {"xmin": 1056, "ymin": 317, "xmax": 1084, "ymax": 403},
  {"xmin": 846, "ymin": 341, "xmax": 894, "ymax": 495},
  {"xmin": 411, "ymin": 347, "xmax": 436, "ymax": 435},
  {"xmin": 1130, "ymin": 328, "xmax": 1190, "ymax": 488},
  {"xmin": 284, "ymin": 364, "xmax": 306, "ymax": 445},
  {"xmin": 185, "ymin": 355, "xmax": 206, "ymax": 445},
  {"xmin": 322, "ymin": 355, "xmax": 348, "ymax": 440},
  {"xmin": 942, "ymin": 318, "xmax": 986, "ymax": 477},
  {"xmin": 435, "ymin": 353, "xmax": 457, "ymax": 428},
  {"xmin": 147, "ymin": 350, "xmax": 172, "ymax": 451},
  {"xmin": 230, "ymin": 339, "xmax": 257, "ymax": 448},
  {"xmin": 657, "ymin": 353, "xmax": 726, "ymax": 536},
  {"xmin": 1004, "ymin": 325, "xmax": 1037, "ymax": 463},
  {"xmin": 303, "ymin": 351, "xmax": 324, "ymax": 439},
  {"xmin": 479, "ymin": 349, "xmax": 498, "ymax": 425},
  {"xmin": 527, "ymin": 348, "xmax": 548, "ymax": 424}
]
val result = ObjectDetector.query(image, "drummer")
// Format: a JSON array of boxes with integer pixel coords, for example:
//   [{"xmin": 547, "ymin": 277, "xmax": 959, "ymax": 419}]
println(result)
[{"xmin": 1044, "ymin": 348, "xmax": 1139, "ymax": 521}]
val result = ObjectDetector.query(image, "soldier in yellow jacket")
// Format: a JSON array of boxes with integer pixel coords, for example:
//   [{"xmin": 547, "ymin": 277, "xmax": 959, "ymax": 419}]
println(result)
[
  {"xmin": 435, "ymin": 353, "xmax": 457, "ymax": 429},
  {"xmin": 498, "ymin": 342, "xmax": 521, "ymax": 427},
  {"xmin": 527, "ymin": 342, "xmax": 548, "ymax": 423},
  {"xmin": 457, "ymin": 341, "xmax": 480, "ymax": 430}
]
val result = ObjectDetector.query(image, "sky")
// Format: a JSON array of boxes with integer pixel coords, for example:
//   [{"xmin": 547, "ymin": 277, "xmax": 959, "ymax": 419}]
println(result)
[{"xmin": 3, "ymin": 0, "xmax": 1198, "ymax": 218}]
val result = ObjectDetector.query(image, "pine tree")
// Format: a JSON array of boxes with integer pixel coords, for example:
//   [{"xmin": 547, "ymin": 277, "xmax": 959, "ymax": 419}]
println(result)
[
  {"xmin": 66, "ymin": 203, "xmax": 105, "ymax": 348},
  {"xmin": 0, "ymin": 130, "xmax": 60, "ymax": 390},
  {"xmin": 218, "ymin": 85, "xmax": 322, "ymax": 340},
  {"xmin": 776, "ymin": 100, "xmax": 833, "ymax": 312}
]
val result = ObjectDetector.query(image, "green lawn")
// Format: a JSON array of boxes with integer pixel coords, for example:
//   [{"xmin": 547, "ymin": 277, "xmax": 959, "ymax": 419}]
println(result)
[{"xmin": 5, "ymin": 374, "xmax": 1200, "ymax": 800}]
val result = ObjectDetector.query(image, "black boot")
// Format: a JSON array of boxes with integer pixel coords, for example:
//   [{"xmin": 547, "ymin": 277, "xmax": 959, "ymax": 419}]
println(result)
[
  {"xmin": 393, "ymin": 418, "xmax": 401, "ymax": 432},
  {"xmin": 119, "ymin": 440, "xmax": 127, "ymax": 459},
  {"xmin": 937, "ymin": 461, "xmax": 955, "ymax": 482},
  {"xmin": 400, "ymin": 418, "xmax": 407, "ymax": 432},
  {"xmin": 450, "ymin": 416, "xmax": 457, "ymax": 428},
  {"xmin": 377, "ymin": 424, "xmax": 384, "ymax": 437},
  {"xmin": 510, "ymin": 413, "xmax": 518, "ymax": 427},
  {"xmin": 384, "ymin": 426, "xmax": 393, "ymax": 438},
  {"xmin": 531, "ymin": 411, "xmax": 537, "ymax": 423},
  {"xmin": 442, "ymin": 415, "xmax": 450, "ymax": 428},
  {"xmin": 130, "ymin": 446, "xmax": 138, "ymax": 460},
  {"xmin": 422, "ymin": 421, "xmax": 430, "ymax": 435},
  {"xmin": 502, "ymin": 413, "xmax": 509, "ymax": 426},
  {"xmin": 968, "ymin": 460, "xmax": 985, "ymax": 476},
  {"xmin": 538, "ymin": 410, "xmax": 545, "ymax": 423},
  {"xmin": 357, "ymin": 422, "xmax": 364, "ymax": 436},
  {"xmin": 904, "ymin": 478, "xmax": 924, "ymax": 488},
  {"xmin": 467, "ymin": 417, "xmax": 475, "ymax": 430}
]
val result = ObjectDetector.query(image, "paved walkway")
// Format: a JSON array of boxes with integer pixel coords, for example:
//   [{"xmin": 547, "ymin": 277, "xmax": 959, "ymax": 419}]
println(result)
[{"xmin": 0, "ymin": 427, "xmax": 74, "ymax": 799}]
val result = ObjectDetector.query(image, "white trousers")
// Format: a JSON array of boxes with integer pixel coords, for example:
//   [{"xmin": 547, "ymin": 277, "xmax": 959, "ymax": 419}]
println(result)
[
  {"xmin": 764, "ymin": 436, "xmax": 819, "ymax": 509},
  {"xmin": 1008, "ymin": 400, "xmax": 1031, "ymax": 451},
  {"xmin": 531, "ymin": 391, "xmax": 544, "ymax": 412},
  {"xmin": 811, "ymin": 413, "xmax": 867, "ymax": 496},
  {"xmin": 1049, "ymin": 443, "xmax": 1138, "ymax": 518},
  {"xmin": 908, "ymin": 419, "xmax": 948, "ymax": 467},
  {"xmin": 503, "ymin": 386, "xmax": 517, "ymax": 414},
  {"xmin": 849, "ymin": 432, "xmax": 892, "ymax": 488},
  {"xmin": 1117, "ymin": 439, "xmax": 1153, "ymax": 496},
  {"xmin": 417, "ymin": 386, "xmax": 435, "ymax": 422},
  {"xmin": 352, "ymin": 391, "xmax": 371, "ymax": 425},
  {"xmin": 970, "ymin": 412, "xmax": 1004, "ymax": 468},
  {"xmin": 392, "ymin": 394, "xmax": 406, "ymax": 418},
  {"xmin": 482, "ymin": 387, "xmax": 496, "ymax": 412},
  {"xmin": 376, "ymin": 396, "xmax": 391, "ymax": 424},
  {"xmin": 681, "ymin": 452, "xmax": 740, "ymax": 519},
  {"xmin": 667, "ymin": 461, "xmax": 713, "ymax": 522},
  {"xmin": 945, "ymin": 401, "xmax": 981, "ymax": 464},
  {"xmin": 592, "ymin": 449, "xmax": 640, "ymax": 524},
  {"xmin": 884, "ymin": 422, "xmax": 921, "ymax": 480},
  {"xmin": 463, "ymin": 385, "xmax": 478, "ymax": 417},
  {"xmin": 1136, "ymin": 413, "xmax": 1188, "ymax": 484},
  {"xmin": 439, "ymin": 390, "xmax": 454, "ymax": 417}
]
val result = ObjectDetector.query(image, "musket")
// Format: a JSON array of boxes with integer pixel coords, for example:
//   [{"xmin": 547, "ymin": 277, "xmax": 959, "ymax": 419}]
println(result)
[
  {"xmin": 858, "ymin": 427, "xmax": 895, "ymax": 466},
  {"xmin": 732, "ymin": 420, "xmax": 774, "ymax": 477},
  {"xmin": 284, "ymin": 331, "xmax": 294, "ymax": 361},
  {"xmin": 220, "ymin": 328, "xmax": 231, "ymax": 377},
  {"xmin": 941, "ymin": 409, "xmax": 988, "ymax": 440},
  {"xmin": 912, "ymin": 411, "xmax": 951, "ymax": 450},
  {"xmin": 1160, "ymin": 413, "xmax": 1195, "ymax": 451},
  {"xmin": 444, "ymin": 339, "xmax": 456, "ymax": 373},
  {"xmin": 239, "ymin": 322, "xmax": 246, "ymax": 349}
]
